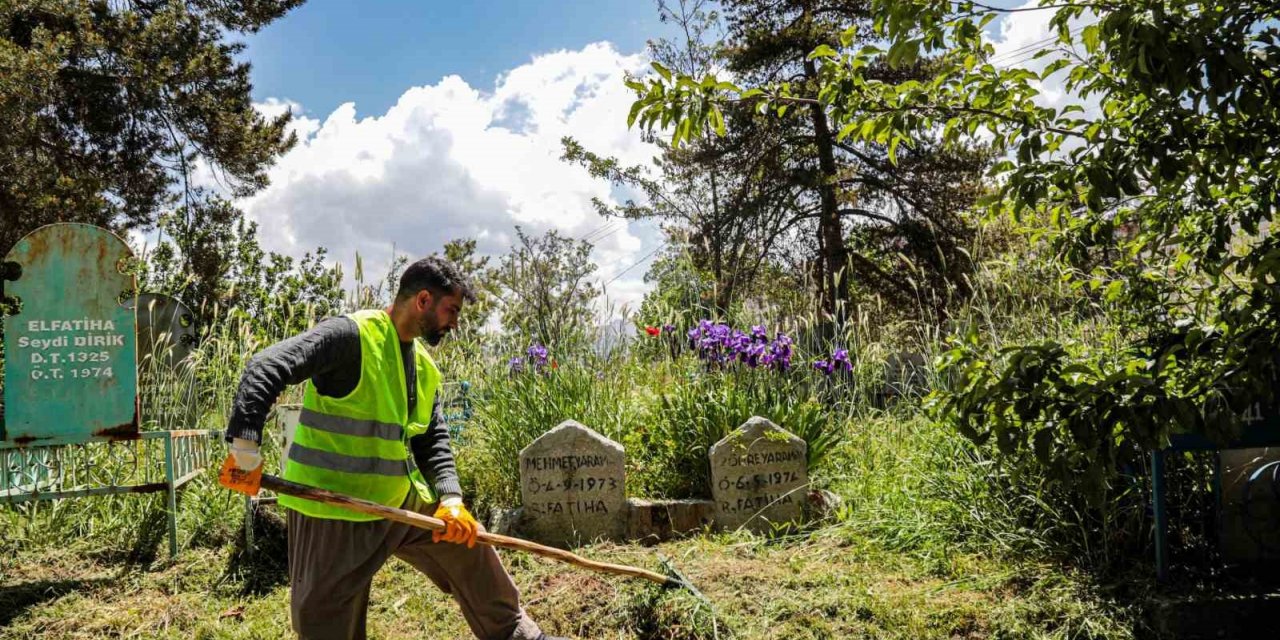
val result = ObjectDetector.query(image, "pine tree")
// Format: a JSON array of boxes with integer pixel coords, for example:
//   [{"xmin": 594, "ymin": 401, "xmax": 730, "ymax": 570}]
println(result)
[{"xmin": 1, "ymin": 0, "xmax": 302, "ymax": 253}]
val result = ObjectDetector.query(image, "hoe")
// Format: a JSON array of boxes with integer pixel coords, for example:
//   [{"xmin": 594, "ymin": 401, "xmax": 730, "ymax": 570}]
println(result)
[{"xmin": 219, "ymin": 458, "xmax": 711, "ymax": 607}]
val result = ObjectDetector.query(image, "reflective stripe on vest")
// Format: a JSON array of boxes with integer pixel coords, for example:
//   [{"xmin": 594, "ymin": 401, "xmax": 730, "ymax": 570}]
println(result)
[
  {"xmin": 287, "ymin": 442, "xmax": 406, "ymax": 476},
  {"xmin": 278, "ymin": 309, "xmax": 441, "ymax": 521},
  {"xmin": 298, "ymin": 407, "xmax": 404, "ymax": 441}
]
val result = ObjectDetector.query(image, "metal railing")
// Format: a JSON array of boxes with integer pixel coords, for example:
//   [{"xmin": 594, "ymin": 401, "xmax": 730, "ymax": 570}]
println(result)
[{"xmin": 1, "ymin": 429, "xmax": 222, "ymax": 558}]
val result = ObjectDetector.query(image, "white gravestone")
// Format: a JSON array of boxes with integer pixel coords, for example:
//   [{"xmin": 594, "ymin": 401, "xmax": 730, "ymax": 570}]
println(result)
[
  {"xmin": 519, "ymin": 420, "xmax": 626, "ymax": 546},
  {"xmin": 710, "ymin": 416, "xmax": 808, "ymax": 532}
]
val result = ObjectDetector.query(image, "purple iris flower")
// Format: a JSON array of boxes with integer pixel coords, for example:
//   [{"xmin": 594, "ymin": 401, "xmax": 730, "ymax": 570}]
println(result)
[
  {"xmin": 698, "ymin": 336, "xmax": 719, "ymax": 353},
  {"xmin": 708, "ymin": 323, "xmax": 731, "ymax": 343},
  {"xmin": 527, "ymin": 344, "xmax": 549, "ymax": 367},
  {"xmin": 683, "ymin": 319, "xmax": 798, "ymax": 372},
  {"xmin": 741, "ymin": 342, "xmax": 767, "ymax": 368},
  {"xmin": 698, "ymin": 323, "xmax": 730, "ymax": 358},
  {"xmin": 662, "ymin": 324, "xmax": 676, "ymax": 334},
  {"xmin": 769, "ymin": 334, "xmax": 794, "ymax": 371},
  {"xmin": 812, "ymin": 359, "xmax": 834, "ymax": 376},
  {"xmin": 509, "ymin": 356, "xmax": 525, "ymax": 374},
  {"xmin": 831, "ymin": 348, "xmax": 852, "ymax": 372}
]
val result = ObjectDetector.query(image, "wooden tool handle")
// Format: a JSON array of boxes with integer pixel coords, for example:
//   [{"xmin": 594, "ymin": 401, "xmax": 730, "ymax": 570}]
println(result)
[{"xmin": 260, "ymin": 474, "xmax": 678, "ymax": 587}]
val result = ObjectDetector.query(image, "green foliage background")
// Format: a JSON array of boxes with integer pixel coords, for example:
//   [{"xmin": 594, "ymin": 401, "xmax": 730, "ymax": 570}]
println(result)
[{"xmin": 5, "ymin": 4, "xmax": 1276, "ymax": 636}]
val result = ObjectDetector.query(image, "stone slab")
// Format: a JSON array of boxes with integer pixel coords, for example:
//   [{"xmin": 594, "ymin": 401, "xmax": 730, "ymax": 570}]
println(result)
[
  {"xmin": 709, "ymin": 416, "xmax": 808, "ymax": 532},
  {"xmin": 487, "ymin": 506, "xmax": 525, "ymax": 537},
  {"xmin": 519, "ymin": 420, "xmax": 626, "ymax": 546},
  {"xmin": 626, "ymin": 498, "xmax": 715, "ymax": 544},
  {"xmin": 880, "ymin": 351, "xmax": 929, "ymax": 404},
  {"xmin": 1148, "ymin": 590, "xmax": 1280, "ymax": 639},
  {"xmin": 803, "ymin": 489, "xmax": 844, "ymax": 521}
]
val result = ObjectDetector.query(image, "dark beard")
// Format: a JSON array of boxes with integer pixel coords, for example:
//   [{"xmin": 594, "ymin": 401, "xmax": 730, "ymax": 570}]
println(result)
[{"xmin": 418, "ymin": 314, "xmax": 444, "ymax": 346}]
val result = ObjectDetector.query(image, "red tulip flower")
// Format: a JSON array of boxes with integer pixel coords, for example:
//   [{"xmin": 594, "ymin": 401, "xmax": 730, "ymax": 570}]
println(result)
[{"xmin": 645, "ymin": 326, "xmax": 660, "ymax": 337}]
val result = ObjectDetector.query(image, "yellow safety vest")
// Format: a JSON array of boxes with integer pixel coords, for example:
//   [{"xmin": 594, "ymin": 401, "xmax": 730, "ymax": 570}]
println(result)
[{"xmin": 278, "ymin": 309, "xmax": 441, "ymax": 520}]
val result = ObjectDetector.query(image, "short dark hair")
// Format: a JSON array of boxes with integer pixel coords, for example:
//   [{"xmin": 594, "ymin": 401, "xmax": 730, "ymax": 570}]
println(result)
[{"xmin": 396, "ymin": 256, "xmax": 477, "ymax": 303}]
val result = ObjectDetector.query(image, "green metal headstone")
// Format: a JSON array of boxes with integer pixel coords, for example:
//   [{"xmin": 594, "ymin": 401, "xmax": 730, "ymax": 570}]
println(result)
[{"xmin": 2, "ymin": 223, "xmax": 139, "ymax": 445}]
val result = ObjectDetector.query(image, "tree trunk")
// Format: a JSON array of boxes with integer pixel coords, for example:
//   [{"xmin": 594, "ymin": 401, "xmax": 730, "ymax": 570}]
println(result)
[
  {"xmin": 804, "ymin": 55, "xmax": 849, "ymax": 320},
  {"xmin": 709, "ymin": 170, "xmax": 733, "ymax": 315}
]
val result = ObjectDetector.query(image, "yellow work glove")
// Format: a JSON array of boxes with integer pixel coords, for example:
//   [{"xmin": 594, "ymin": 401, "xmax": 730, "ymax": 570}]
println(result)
[{"xmin": 433, "ymin": 496, "xmax": 480, "ymax": 548}]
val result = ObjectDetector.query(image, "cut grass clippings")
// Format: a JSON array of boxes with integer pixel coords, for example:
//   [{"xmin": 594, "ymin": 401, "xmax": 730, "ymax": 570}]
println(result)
[{"xmin": 0, "ymin": 526, "xmax": 1136, "ymax": 640}]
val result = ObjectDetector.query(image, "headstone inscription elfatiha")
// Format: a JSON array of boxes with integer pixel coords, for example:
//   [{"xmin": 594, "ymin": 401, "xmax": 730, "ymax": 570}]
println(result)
[{"xmin": 3, "ymin": 223, "xmax": 139, "ymax": 444}]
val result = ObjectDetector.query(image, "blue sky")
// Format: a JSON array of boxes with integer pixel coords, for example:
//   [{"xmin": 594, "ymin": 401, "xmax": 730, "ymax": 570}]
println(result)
[{"xmin": 243, "ymin": 0, "xmax": 669, "ymax": 118}]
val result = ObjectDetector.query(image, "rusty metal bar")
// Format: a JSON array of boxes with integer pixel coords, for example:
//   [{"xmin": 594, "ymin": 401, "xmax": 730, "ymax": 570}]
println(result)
[
  {"xmin": 167, "ymin": 429, "xmax": 216, "ymax": 438},
  {"xmin": 0, "ymin": 429, "xmax": 173, "ymax": 450}
]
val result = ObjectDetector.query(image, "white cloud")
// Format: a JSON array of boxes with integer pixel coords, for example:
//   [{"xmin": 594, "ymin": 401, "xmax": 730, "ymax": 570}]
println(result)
[
  {"xmin": 237, "ymin": 42, "xmax": 661, "ymax": 314},
  {"xmin": 987, "ymin": 2, "xmax": 1100, "ymax": 115}
]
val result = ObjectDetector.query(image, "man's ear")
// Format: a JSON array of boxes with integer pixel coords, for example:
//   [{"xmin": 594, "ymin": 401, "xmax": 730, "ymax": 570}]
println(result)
[{"xmin": 417, "ymin": 289, "xmax": 433, "ymax": 311}]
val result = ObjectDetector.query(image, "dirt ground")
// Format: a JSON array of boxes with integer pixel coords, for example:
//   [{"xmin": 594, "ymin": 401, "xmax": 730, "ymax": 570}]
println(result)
[{"xmin": 0, "ymin": 527, "xmax": 1135, "ymax": 639}]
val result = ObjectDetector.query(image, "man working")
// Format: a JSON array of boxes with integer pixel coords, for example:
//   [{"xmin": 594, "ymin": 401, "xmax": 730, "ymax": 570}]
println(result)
[{"xmin": 222, "ymin": 256, "xmax": 564, "ymax": 640}]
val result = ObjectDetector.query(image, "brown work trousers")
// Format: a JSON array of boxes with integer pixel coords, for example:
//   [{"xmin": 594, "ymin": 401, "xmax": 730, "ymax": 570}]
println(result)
[{"xmin": 286, "ymin": 492, "xmax": 543, "ymax": 640}]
